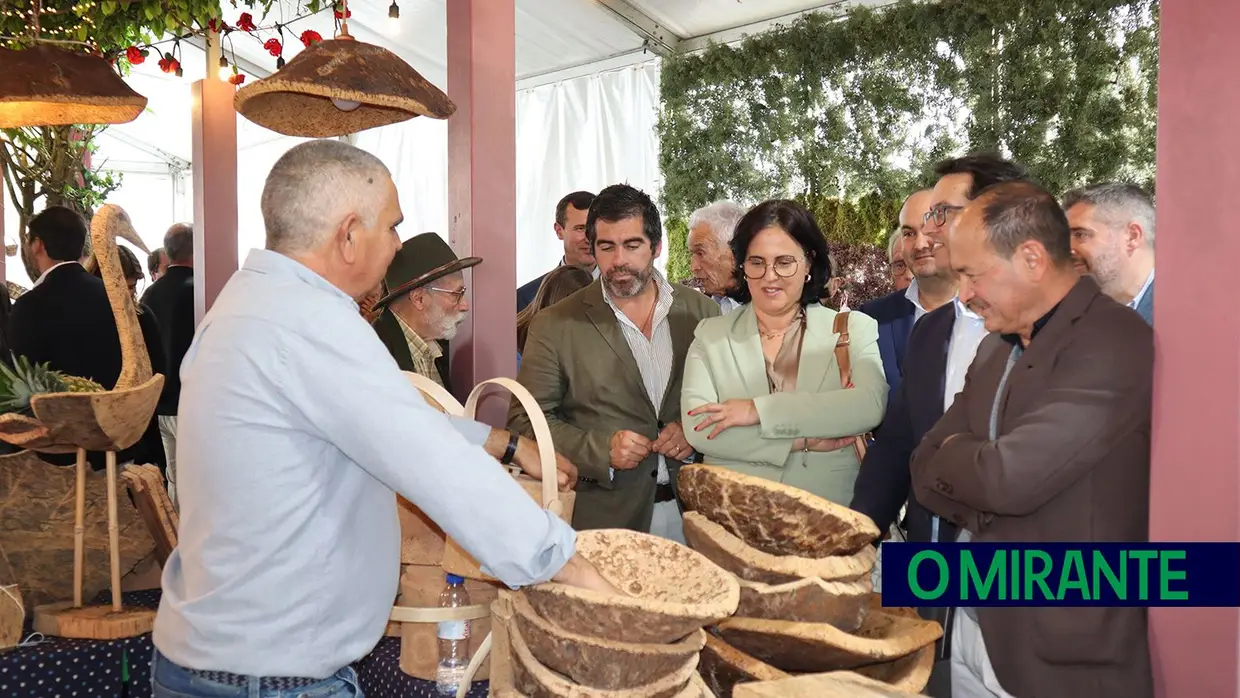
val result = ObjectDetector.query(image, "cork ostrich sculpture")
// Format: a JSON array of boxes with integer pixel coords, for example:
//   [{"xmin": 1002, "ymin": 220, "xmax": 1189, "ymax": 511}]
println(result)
[{"xmin": 0, "ymin": 204, "xmax": 165, "ymax": 639}]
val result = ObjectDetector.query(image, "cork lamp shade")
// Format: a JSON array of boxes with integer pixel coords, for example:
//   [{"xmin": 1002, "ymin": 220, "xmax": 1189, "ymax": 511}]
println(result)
[
  {"xmin": 233, "ymin": 33, "xmax": 455, "ymax": 137},
  {"xmin": 0, "ymin": 44, "xmax": 147, "ymax": 128}
]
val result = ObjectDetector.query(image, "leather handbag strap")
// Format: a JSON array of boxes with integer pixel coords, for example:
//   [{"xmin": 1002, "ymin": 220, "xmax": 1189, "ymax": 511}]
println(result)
[
  {"xmin": 833, "ymin": 311, "xmax": 854, "ymax": 389},
  {"xmin": 831, "ymin": 311, "xmax": 869, "ymax": 462}
]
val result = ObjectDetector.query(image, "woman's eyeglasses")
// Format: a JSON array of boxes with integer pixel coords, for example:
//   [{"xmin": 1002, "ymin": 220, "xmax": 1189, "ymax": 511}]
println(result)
[{"xmin": 742, "ymin": 256, "xmax": 804, "ymax": 280}]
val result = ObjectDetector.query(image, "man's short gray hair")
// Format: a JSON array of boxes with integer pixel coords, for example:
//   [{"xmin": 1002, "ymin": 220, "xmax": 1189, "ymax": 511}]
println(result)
[
  {"xmin": 688, "ymin": 200, "xmax": 746, "ymax": 247},
  {"xmin": 1061, "ymin": 182, "xmax": 1155, "ymax": 247},
  {"xmin": 261, "ymin": 140, "xmax": 392, "ymax": 254},
  {"xmin": 164, "ymin": 223, "xmax": 194, "ymax": 264}
]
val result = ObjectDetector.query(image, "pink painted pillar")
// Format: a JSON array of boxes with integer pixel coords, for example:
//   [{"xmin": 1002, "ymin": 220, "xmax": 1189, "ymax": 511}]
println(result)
[
  {"xmin": 190, "ymin": 37, "xmax": 239, "ymax": 323},
  {"xmin": 446, "ymin": 0, "xmax": 517, "ymax": 426},
  {"xmin": 1149, "ymin": 4, "xmax": 1240, "ymax": 698}
]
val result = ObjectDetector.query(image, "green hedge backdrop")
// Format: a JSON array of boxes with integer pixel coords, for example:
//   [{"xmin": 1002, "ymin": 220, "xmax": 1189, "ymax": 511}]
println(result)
[{"xmin": 657, "ymin": 0, "xmax": 1159, "ymax": 306}]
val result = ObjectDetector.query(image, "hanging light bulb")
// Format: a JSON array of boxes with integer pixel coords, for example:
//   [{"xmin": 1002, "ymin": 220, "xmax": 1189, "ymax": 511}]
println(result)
[
  {"xmin": 331, "ymin": 98, "xmax": 361, "ymax": 112},
  {"xmin": 389, "ymin": 1, "xmax": 400, "ymax": 20},
  {"xmin": 218, "ymin": 56, "xmax": 230, "ymax": 81}
]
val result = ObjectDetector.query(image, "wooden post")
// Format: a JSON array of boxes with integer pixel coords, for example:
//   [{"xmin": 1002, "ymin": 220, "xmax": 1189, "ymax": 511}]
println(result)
[
  {"xmin": 1149, "ymin": 3, "xmax": 1240, "ymax": 697},
  {"xmin": 190, "ymin": 29, "xmax": 239, "ymax": 322},
  {"xmin": 446, "ymin": 0, "xmax": 518, "ymax": 426}
]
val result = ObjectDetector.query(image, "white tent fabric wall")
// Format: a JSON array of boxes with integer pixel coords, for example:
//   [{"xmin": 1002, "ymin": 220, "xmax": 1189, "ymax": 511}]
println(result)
[{"xmin": 515, "ymin": 60, "xmax": 663, "ymax": 286}]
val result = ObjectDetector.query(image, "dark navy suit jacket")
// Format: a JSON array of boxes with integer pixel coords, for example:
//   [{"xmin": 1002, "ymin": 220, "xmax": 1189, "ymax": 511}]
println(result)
[{"xmin": 859, "ymin": 288, "xmax": 918, "ymax": 401}]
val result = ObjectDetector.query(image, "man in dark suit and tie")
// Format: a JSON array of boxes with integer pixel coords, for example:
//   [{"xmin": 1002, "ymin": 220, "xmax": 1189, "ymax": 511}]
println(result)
[
  {"xmin": 517, "ymin": 191, "xmax": 597, "ymax": 312},
  {"xmin": 859, "ymin": 188, "xmax": 949, "ymax": 398},
  {"xmin": 851, "ymin": 153, "xmax": 1030, "ymax": 698},
  {"xmin": 1063, "ymin": 182, "xmax": 1155, "ymax": 325},
  {"xmin": 911, "ymin": 181, "xmax": 1153, "ymax": 698}
]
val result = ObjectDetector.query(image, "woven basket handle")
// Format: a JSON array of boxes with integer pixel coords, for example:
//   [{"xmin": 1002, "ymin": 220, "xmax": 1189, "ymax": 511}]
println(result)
[
  {"xmin": 465, "ymin": 377, "xmax": 560, "ymax": 515},
  {"xmin": 403, "ymin": 372, "xmax": 466, "ymax": 416}
]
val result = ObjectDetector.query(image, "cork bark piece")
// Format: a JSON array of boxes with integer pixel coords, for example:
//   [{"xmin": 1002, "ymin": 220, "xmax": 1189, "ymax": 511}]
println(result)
[
  {"xmin": 509, "ymin": 611, "xmax": 699, "ymax": 698},
  {"xmin": 714, "ymin": 610, "xmax": 943, "ymax": 674},
  {"xmin": 521, "ymin": 529, "xmax": 739, "ymax": 645},
  {"xmin": 677, "ymin": 466, "xmax": 879, "ymax": 558},
  {"xmin": 682, "ymin": 512, "xmax": 874, "ymax": 585},
  {"xmin": 865, "ymin": 593, "xmax": 921, "ymax": 620},
  {"xmin": 852, "ymin": 643, "xmax": 935, "ymax": 694},
  {"xmin": 512, "ymin": 592, "xmax": 705, "ymax": 690},
  {"xmin": 733, "ymin": 670, "xmax": 926, "ymax": 698},
  {"xmin": 735, "ymin": 576, "xmax": 870, "ymax": 630},
  {"xmin": 697, "ymin": 632, "xmax": 790, "ymax": 698}
]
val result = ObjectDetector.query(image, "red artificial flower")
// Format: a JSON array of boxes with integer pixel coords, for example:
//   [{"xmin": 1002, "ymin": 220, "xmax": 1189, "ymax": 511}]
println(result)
[
  {"xmin": 229, "ymin": 73, "xmax": 246, "ymax": 86},
  {"xmin": 263, "ymin": 38, "xmax": 282, "ymax": 57},
  {"xmin": 300, "ymin": 30, "xmax": 323, "ymax": 47},
  {"xmin": 334, "ymin": 8, "xmax": 352, "ymax": 19},
  {"xmin": 125, "ymin": 46, "xmax": 145, "ymax": 65},
  {"xmin": 236, "ymin": 12, "xmax": 257, "ymax": 32},
  {"xmin": 207, "ymin": 18, "xmax": 226, "ymax": 33},
  {"xmin": 158, "ymin": 52, "xmax": 174, "ymax": 73}
]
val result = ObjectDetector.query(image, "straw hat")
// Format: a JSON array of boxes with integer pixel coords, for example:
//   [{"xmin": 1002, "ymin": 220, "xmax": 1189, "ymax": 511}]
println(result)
[
  {"xmin": 375, "ymin": 233, "xmax": 481, "ymax": 309},
  {"xmin": 234, "ymin": 33, "xmax": 455, "ymax": 138},
  {"xmin": 0, "ymin": 45, "xmax": 147, "ymax": 128}
]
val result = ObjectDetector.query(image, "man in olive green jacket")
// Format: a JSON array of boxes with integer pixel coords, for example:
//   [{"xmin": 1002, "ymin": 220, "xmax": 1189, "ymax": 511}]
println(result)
[{"xmin": 508, "ymin": 183, "xmax": 720, "ymax": 535}]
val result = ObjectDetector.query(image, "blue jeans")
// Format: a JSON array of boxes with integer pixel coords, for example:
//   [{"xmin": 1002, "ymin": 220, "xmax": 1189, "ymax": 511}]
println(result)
[{"xmin": 151, "ymin": 649, "xmax": 363, "ymax": 698}]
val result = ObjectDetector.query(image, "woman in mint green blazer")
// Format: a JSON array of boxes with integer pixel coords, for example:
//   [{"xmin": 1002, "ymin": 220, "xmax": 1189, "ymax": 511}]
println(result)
[{"xmin": 682, "ymin": 200, "xmax": 888, "ymax": 506}]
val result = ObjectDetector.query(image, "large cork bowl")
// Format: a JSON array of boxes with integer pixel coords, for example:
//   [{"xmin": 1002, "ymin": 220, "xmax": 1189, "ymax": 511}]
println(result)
[
  {"xmin": 735, "ymin": 575, "xmax": 871, "ymax": 629},
  {"xmin": 509, "ymin": 610, "xmax": 700, "ymax": 698},
  {"xmin": 511, "ymin": 592, "xmax": 705, "ymax": 690},
  {"xmin": 522, "ymin": 529, "xmax": 739, "ymax": 645},
  {"xmin": 715, "ymin": 608, "xmax": 942, "ymax": 673},
  {"xmin": 698, "ymin": 632, "xmax": 790, "ymax": 698},
  {"xmin": 678, "ymin": 465, "xmax": 879, "ymax": 557},
  {"xmin": 852, "ymin": 641, "xmax": 936, "ymax": 694},
  {"xmin": 683, "ymin": 512, "xmax": 874, "ymax": 584}
]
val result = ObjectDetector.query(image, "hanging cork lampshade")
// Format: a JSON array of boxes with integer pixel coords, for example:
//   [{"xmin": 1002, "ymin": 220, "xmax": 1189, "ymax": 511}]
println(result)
[
  {"xmin": 0, "ymin": 44, "xmax": 147, "ymax": 128},
  {"xmin": 234, "ymin": 29, "xmax": 455, "ymax": 138}
]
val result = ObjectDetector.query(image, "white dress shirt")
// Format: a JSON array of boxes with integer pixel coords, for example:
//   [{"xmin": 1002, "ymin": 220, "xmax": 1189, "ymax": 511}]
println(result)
[
  {"xmin": 943, "ymin": 297, "xmax": 989, "ymax": 414},
  {"xmin": 601, "ymin": 269, "xmax": 678, "ymax": 485},
  {"xmin": 153, "ymin": 249, "xmax": 575, "ymax": 679}
]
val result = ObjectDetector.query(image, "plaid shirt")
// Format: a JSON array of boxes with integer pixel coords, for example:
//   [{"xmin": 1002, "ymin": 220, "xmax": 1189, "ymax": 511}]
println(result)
[{"xmin": 393, "ymin": 312, "xmax": 444, "ymax": 387}]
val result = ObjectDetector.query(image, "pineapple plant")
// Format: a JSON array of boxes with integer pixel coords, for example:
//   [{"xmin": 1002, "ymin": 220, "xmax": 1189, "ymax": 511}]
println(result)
[{"xmin": 0, "ymin": 354, "xmax": 104, "ymax": 416}]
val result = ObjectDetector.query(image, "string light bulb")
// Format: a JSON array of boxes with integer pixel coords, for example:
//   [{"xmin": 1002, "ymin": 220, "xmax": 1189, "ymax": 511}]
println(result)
[
  {"xmin": 331, "ymin": 98, "xmax": 361, "ymax": 112},
  {"xmin": 218, "ymin": 56, "xmax": 231, "ymax": 81},
  {"xmin": 389, "ymin": 1, "xmax": 400, "ymax": 20}
]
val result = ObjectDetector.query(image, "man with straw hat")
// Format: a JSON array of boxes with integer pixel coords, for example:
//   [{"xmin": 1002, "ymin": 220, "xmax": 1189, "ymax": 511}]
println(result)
[
  {"xmin": 152, "ymin": 140, "xmax": 614, "ymax": 697},
  {"xmin": 371, "ymin": 233, "xmax": 479, "ymax": 392}
]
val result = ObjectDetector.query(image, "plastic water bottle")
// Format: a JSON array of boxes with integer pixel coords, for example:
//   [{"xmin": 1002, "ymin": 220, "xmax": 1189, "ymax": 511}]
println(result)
[{"xmin": 436, "ymin": 573, "xmax": 472, "ymax": 696}]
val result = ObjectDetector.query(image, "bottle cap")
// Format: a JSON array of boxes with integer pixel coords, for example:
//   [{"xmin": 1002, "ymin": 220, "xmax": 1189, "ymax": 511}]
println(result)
[{"xmin": 446, "ymin": 574, "xmax": 465, "ymax": 584}]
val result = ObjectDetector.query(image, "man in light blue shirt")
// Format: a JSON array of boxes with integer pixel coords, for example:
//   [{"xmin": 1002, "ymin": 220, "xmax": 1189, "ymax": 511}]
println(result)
[{"xmin": 151, "ymin": 140, "xmax": 615, "ymax": 698}]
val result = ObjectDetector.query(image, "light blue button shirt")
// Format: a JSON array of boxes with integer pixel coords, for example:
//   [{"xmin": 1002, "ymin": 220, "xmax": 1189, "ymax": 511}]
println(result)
[{"xmin": 153, "ymin": 249, "xmax": 575, "ymax": 679}]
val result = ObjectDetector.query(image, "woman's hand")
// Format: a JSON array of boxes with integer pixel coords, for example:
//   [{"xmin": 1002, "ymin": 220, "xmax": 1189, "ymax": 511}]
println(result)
[
  {"xmin": 688, "ymin": 399, "xmax": 759, "ymax": 440},
  {"xmin": 801, "ymin": 436, "xmax": 858, "ymax": 452}
]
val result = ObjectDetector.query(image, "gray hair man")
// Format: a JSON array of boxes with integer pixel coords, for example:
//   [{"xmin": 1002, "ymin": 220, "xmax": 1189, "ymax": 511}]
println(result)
[
  {"xmin": 150, "ymin": 140, "xmax": 614, "ymax": 698},
  {"xmin": 887, "ymin": 229, "xmax": 912, "ymax": 291},
  {"xmin": 687, "ymin": 200, "xmax": 746, "ymax": 313},
  {"xmin": 1062, "ymin": 183, "xmax": 1155, "ymax": 324}
]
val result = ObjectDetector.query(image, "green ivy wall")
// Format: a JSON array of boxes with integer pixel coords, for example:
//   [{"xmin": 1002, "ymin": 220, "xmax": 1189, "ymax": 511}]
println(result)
[{"xmin": 657, "ymin": 0, "xmax": 1159, "ymax": 303}]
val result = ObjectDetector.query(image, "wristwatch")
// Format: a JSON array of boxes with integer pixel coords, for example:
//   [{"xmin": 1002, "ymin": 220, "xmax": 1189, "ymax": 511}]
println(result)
[{"xmin": 500, "ymin": 432, "xmax": 520, "ymax": 465}]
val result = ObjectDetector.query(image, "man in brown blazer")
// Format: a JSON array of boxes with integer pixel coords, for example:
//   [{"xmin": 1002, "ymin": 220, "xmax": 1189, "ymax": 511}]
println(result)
[
  {"xmin": 911, "ymin": 181, "xmax": 1153, "ymax": 698},
  {"xmin": 509, "ymin": 184, "xmax": 720, "ymax": 536}
]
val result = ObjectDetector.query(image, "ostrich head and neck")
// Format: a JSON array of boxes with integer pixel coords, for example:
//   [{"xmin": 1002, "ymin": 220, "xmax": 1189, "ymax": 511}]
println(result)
[{"xmin": 89, "ymin": 205, "xmax": 154, "ymax": 390}]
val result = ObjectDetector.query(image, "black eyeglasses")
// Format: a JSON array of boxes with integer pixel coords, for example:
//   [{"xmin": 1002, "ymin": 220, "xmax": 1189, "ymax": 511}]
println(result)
[{"xmin": 923, "ymin": 203, "xmax": 964, "ymax": 227}]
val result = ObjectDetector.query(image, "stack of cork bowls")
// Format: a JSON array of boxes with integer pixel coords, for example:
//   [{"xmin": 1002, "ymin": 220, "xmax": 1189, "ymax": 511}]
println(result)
[
  {"xmin": 506, "ymin": 528, "xmax": 739, "ymax": 697},
  {"xmin": 678, "ymin": 465, "xmax": 943, "ymax": 697}
]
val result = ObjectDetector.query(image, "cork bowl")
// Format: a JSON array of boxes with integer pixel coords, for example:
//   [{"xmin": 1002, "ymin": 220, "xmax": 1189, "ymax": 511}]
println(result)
[
  {"xmin": 735, "ymin": 575, "xmax": 871, "ymax": 629},
  {"xmin": 852, "ymin": 641, "xmax": 936, "ymax": 694},
  {"xmin": 678, "ymin": 465, "xmax": 880, "ymax": 558},
  {"xmin": 522, "ymin": 529, "xmax": 740, "ymax": 644},
  {"xmin": 509, "ymin": 609, "xmax": 701, "ymax": 698},
  {"xmin": 683, "ymin": 512, "xmax": 875, "ymax": 584},
  {"xmin": 511, "ymin": 592, "xmax": 704, "ymax": 690},
  {"xmin": 698, "ymin": 632, "xmax": 790, "ymax": 698},
  {"xmin": 715, "ymin": 610, "xmax": 942, "ymax": 674}
]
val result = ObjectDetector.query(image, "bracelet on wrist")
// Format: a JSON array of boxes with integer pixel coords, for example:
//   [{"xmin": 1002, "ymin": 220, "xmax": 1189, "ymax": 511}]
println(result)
[{"xmin": 500, "ymin": 432, "xmax": 520, "ymax": 465}]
